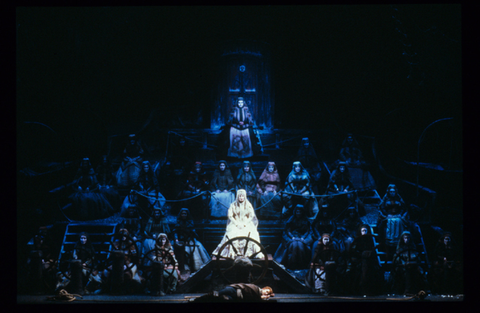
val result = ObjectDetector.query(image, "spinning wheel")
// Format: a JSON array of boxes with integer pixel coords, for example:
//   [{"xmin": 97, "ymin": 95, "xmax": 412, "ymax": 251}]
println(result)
[
  {"xmin": 173, "ymin": 230, "xmax": 198, "ymax": 271},
  {"xmin": 215, "ymin": 235, "xmax": 269, "ymax": 284},
  {"xmin": 141, "ymin": 235, "xmax": 178, "ymax": 284},
  {"xmin": 101, "ymin": 232, "xmax": 140, "ymax": 278}
]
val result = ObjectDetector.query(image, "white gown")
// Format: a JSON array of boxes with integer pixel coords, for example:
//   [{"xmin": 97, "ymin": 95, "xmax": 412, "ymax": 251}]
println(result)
[{"xmin": 212, "ymin": 190, "xmax": 264, "ymax": 259}]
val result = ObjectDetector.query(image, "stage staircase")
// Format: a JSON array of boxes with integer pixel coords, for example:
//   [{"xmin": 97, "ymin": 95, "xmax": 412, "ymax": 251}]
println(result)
[{"xmin": 57, "ymin": 223, "xmax": 118, "ymax": 273}]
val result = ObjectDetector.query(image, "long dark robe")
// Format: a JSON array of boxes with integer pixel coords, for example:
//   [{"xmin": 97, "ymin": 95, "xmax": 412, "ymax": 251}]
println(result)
[{"xmin": 274, "ymin": 207, "xmax": 314, "ymax": 270}]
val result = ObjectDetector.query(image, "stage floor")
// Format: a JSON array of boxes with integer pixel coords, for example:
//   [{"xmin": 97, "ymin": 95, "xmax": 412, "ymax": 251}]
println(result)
[{"xmin": 17, "ymin": 293, "xmax": 464, "ymax": 304}]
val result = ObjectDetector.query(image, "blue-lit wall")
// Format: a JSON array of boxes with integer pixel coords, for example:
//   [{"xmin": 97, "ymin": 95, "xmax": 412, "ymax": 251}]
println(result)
[{"xmin": 211, "ymin": 40, "xmax": 274, "ymax": 131}]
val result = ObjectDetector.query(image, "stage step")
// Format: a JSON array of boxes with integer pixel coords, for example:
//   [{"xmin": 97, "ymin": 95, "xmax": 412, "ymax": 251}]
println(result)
[{"xmin": 57, "ymin": 223, "xmax": 118, "ymax": 272}]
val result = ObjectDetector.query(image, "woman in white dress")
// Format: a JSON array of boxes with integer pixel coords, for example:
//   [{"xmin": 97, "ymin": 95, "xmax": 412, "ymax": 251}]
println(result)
[{"xmin": 212, "ymin": 189, "xmax": 263, "ymax": 259}]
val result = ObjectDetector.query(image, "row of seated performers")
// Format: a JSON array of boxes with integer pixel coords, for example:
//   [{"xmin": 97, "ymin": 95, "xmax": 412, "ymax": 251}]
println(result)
[
  {"xmin": 273, "ymin": 203, "xmax": 432, "ymax": 296},
  {"xmin": 65, "ymin": 150, "xmax": 363, "ymax": 223},
  {"xmin": 22, "ymin": 193, "xmax": 462, "ymax": 296},
  {"xmin": 64, "ymin": 129, "xmax": 367, "ymax": 217},
  {"xmin": 43, "ymin": 208, "xmax": 211, "ymax": 296}
]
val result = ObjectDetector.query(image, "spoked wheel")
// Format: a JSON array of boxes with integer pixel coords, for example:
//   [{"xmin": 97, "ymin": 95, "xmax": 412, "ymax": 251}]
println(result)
[
  {"xmin": 141, "ymin": 246, "xmax": 178, "ymax": 284},
  {"xmin": 101, "ymin": 232, "xmax": 141, "ymax": 279},
  {"xmin": 215, "ymin": 235, "xmax": 269, "ymax": 284}
]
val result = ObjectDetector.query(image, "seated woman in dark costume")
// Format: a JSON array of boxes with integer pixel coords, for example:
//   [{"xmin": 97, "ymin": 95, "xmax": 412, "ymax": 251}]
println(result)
[
  {"xmin": 282, "ymin": 161, "xmax": 319, "ymax": 220},
  {"xmin": 102, "ymin": 226, "xmax": 143, "ymax": 294},
  {"xmin": 224, "ymin": 96, "xmax": 261, "ymax": 159},
  {"xmin": 96, "ymin": 155, "xmax": 121, "ymax": 210},
  {"xmin": 69, "ymin": 157, "xmax": 114, "ymax": 220},
  {"xmin": 209, "ymin": 160, "xmax": 235, "ymax": 218},
  {"xmin": 171, "ymin": 208, "xmax": 210, "ymax": 275},
  {"xmin": 306, "ymin": 233, "xmax": 344, "ymax": 295},
  {"xmin": 134, "ymin": 160, "xmax": 166, "ymax": 218},
  {"xmin": 336, "ymin": 206, "xmax": 364, "ymax": 252},
  {"xmin": 378, "ymin": 184, "xmax": 407, "ymax": 220},
  {"xmin": 391, "ymin": 231, "xmax": 428, "ymax": 295},
  {"xmin": 274, "ymin": 204, "xmax": 314, "ymax": 270},
  {"xmin": 339, "ymin": 133, "xmax": 377, "ymax": 191},
  {"xmin": 345, "ymin": 224, "xmax": 383, "ymax": 295},
  {"xmin": 377, "ymin": 184, "xmax": 410, "ymax": 263},
  {"xmin": 311, "ymin": 204, "xmax": 344, "ymax": 253},
  {"xmin": 179, "ymin": 161, "xmax": 210, "ymax": 219},
  {"xmin": 297, "ymin": 137, "xmax": 323, "ymax": 194},
  {"xmin": 143, "ymin": 233, "xmax": 180, "ymax": 294},
  {"xmin": 71, "ymin": 232, "xmax": 102, "ymax": 294},
  {"xmin": 121, "ymin": 205, "xmax": 143, "ymax": 242},
  {"xmin": 430, "ymin": 232, "xmax": 463, "ymax": 295},
  {"xmin": 325, "ymin": 161, "xmax": 355, "ymax": 219},
  {"xmin": 116, "ymin": 134, "xmax": 144, "ymax": 189},
  {"xmin": 24, "ymin": 229, "xmax": 57, "ymax": 294},
  {"xmin": 339, "ymin": 133, "xmax": 364, "ymax": 167},
  {"xmin": 326, "ymin": 161, "xmax": 354, "ymax": 195},
  {"xmin": 236, "ymin": 160, "xmax": 257, "ymax": 207},
  {"xmin": 255, "ymin": 161, "xmax": 283, "ymax": 220},
  {"xmin": 135, "ymin": 161, "xmax": 159, "ymax": 193},
  {"xmin": 144, "ymin": 206, "xmax": 171, "ymax": 238}
]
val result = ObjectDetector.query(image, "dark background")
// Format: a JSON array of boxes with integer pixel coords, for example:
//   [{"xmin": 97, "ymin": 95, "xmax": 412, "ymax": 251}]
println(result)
[{"xmin": 16, "ymin": 5, "xmax": 461, "ymax": 164}]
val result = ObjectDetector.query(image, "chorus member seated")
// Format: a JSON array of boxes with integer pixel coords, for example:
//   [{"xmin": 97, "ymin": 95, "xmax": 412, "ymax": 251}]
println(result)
[
  {"xmin": 134, "ymin": 160, "xmax": 166, "ymax": 217},
  {"xmin": 282, "ymin": 161, "xmax": 318, "ymax": 219},
  {"xmin": 339, "ymin": 133, "xmax": 365, "ymax": 167},
  {"xmin": 336, "ymin": 207, "xmax": 363, "ymax": 252},
  {"xmin": 325, "ymin": 161, "xmax": 355, "ymax": 218},
  {"xmin": 190, "ymin": 283, "xmax": 274, "ymax": 302},
  {"xmin": 209, "ymin": 160, "xmax": 235, "ymax": 218},
  {"xmin": 96, "ymin": 155, "xmax": 121, "ymax": 209},
  {"xmin": 392, "ymin": 231, "xmax": 428, "ymax": 295},
  {"xmin": 326, "ymin": 161, "xmax": 354, "ymax": 195},
  {"xmin": 180, "ymin": 161, "xmax": 210, "ymax": 219},
  {"xmin": 212, "ymin": 189, "xmax": 264, "ymax": 259},
  {"xmin": 311, "ymin": 205, "xmax": 344, "ymax": 252},
  {"xmin": 346, "ymin": 224, "xmax": 383, "ymax": 296},
  {"xmin": 256, "ymin": 161, "xmax": 282, "ymax": 220},
  {"xmin": 120, "ymin": 189, "xmax": 142, "ymax": 216},
  {"xmin": 152, "ymin": 233, "xmax": 180, "ymax": 294},
  {"xmin": 307, "ymin": 233, "xmax": 343, "ymax": 295},
  {"xmin": 116, "ymin": 134, "xmax": 144, "ymax": 189},
  {"xmin": 169, "ymin": 137, "xmax": 194, "ymax": 177},
  {"xmin": 121, "ymin": 205, "xmax": 143, "ymax": 242},
  {"xmin": 144, "ymin": 206, "xmax": 171, "ymax": 238},
  {"xmin": 236, "ymin": 160, "xmax": 257, "ymax": 207},
  {"xmin": 24, "ymin": 229, "xmax": 56, "ymax": 294},
  {"xmin": 171, "ymin": 208, "xmax": 211, "ymax": 274},
  {"xmin": 69, "ymin": 157, "xmax": 114, "ymax": 220},
  {"xmin": 135, "ymin": 161, "xmax": 160, "ymax": 194},
  {"xmin": 71, "ymin": 232, "xmax": 102, "ymax": 294},
  {"xmin": 103, "ymin": 227, "xmax": 143, "ymax": 294},
  {"xmin": 377, "ymin": 184, "xmax": 410, "ymax": 262},
  {"xmin": 431, "ymin": 232, "xmax": 463, "ymax": 295},
  {"xmin": 297, "ymin": 137, "xmax": 323, "ymax": 194},
  {"xmin": 274, "ymin": 204, "xmax": 314, "ymax": 270},
  {"xmin": 378, "ymin": 184, "xmax": 407, "ymax": 221}
]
